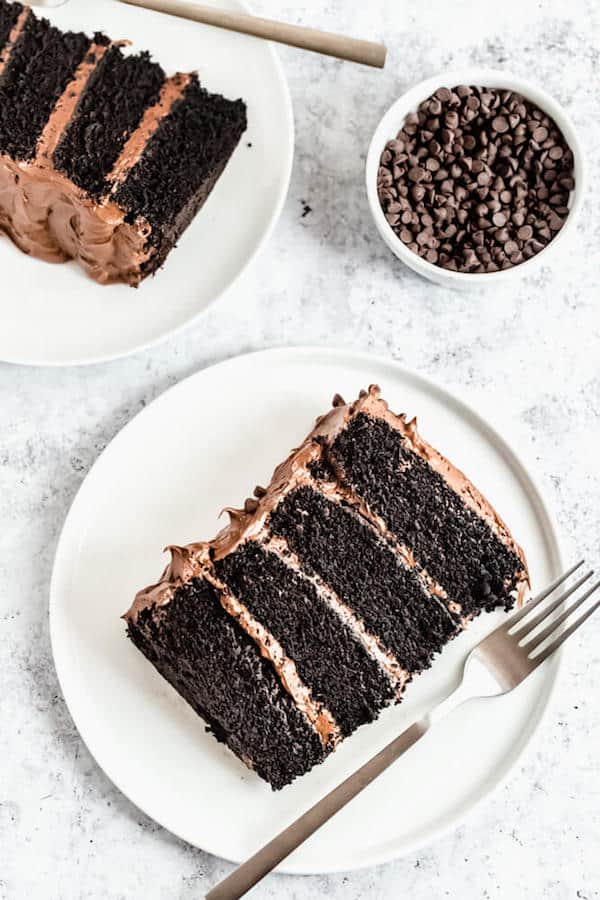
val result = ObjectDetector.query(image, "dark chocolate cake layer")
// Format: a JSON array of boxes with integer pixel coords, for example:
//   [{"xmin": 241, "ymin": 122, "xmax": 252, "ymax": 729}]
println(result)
[
  {"xmin": 269, "ymin": 486, "xmax": 459, "ymax": 671},
  {"xmin": 0, "ymin": 1, "xmax": 247, "ymax": 285},
  {"xmin": 126, "ymin": 386, "xmax": 528, "ymax": 790},
  {"xmin": 215, "ymin": 540, "xmax": 395, "ymax": 736},
  {"xmin": 53, "ymin": 45, "xmax": 164, "ymax": 196},
  {"xmin": 127, "ymin": 576, "xmax": 327, "ymax": 791}
]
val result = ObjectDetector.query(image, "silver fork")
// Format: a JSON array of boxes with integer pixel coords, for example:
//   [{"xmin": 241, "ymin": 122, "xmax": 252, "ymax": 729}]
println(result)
[{"xmin": 207, "ymin": 561, "xmax": 600, "ymax": 900}]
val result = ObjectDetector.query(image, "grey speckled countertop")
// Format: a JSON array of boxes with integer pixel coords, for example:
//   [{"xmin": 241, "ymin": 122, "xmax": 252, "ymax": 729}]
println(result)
[{"xmin": 1, "ymin": 1, "xmax": 599, "ymax": 897}]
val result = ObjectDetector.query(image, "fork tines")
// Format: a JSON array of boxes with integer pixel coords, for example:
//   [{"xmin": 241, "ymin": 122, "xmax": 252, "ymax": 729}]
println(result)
[{"xmin": 507, "ymin": 560, "xmax": 600, "ymax": 662}]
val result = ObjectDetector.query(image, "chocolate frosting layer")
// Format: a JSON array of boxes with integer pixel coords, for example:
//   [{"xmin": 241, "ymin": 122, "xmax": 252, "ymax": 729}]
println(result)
[
  {"xmin": 0, "ymin": 6, "xmax": 29, "ymax": 77},
  {"xmin": 36, "ymin": 41, "xmax": 109, "ymax": 163},
  {"xmin": 262, "ymin": 533, "xmax": 409, "ymax": 695},
  {"xmin": 107, "ymin": 72, "xmax": 191, "ymax": 188}
]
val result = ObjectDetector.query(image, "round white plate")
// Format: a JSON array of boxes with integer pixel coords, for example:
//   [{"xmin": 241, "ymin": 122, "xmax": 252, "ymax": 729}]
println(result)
[
  {"xmin": 50, "ymin": 347, "xmax": 562, "ymax": 874},
  {"xmin": 0, "ymin": 0, "xmax": 292, "ymax": 366}
]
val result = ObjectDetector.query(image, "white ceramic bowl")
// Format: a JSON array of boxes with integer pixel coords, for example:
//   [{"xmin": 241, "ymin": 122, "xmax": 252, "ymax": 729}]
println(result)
[{"xmin": 366, "ymin": 68, "xmax": 586, "ymax": 289}]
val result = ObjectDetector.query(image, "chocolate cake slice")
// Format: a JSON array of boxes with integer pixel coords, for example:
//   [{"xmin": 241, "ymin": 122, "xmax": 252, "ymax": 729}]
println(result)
[
  {"xmin": 0, "ymin": 1, "xmax": 246, "ymax": 285},
  {"xmin": 125, "ymin": 386, "xmax": 528, "ymax": 789}
]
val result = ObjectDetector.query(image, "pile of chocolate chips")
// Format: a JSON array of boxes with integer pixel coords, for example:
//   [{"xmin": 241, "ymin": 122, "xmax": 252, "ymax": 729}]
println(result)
[{"xmin": 377, "ymin": 85, "xmax": 575, "ymax": 273}]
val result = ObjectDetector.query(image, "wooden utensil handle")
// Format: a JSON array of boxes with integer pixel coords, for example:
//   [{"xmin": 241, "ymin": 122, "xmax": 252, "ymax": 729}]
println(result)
[{"xmin": 121, "ymin": 0, "xmax": 387, "ymax": 68}]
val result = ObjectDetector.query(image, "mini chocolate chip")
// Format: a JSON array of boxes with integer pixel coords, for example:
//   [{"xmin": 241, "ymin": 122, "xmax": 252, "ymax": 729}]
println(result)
[
  {"xmin": 548, "ymin": 211, "xmax": 564, "ymax": 231},
  {"xmin": 387, "ymin": 139, "xmax": 405, "ymax": 154},
  {"xmin": 517, "ymin": 224, "xmax": 533, "ymax": 240},
  {"xmin": 549, "ymin": 192, "xmax": 568, "ymax": 207},
  {"xmin": 408, "ymin": 166, "xmax": 426, "ymax": 183},
  {"xmin": 492, "ymin": 115, "xmax": 509, "ymax": 133},
  {"xmin": 538, "ymin": 223, "xmax": 552, "ymax": 240}
]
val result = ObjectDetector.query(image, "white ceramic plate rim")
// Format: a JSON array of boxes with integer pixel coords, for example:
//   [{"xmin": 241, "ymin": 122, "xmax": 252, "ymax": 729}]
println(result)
[
  {"xmin": 49, "ymin": 346, "xmax": 563, "ymax": 874},
  {"xmin": 1, "ymin": 0, "xmax": 294, "ymax": 368},
  {"xmin": 366, "ymin": 67, "xmax": 587, "ymax": 288}
]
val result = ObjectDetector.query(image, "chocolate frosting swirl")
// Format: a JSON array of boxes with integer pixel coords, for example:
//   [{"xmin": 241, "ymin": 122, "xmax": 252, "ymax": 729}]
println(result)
[{"xmin": 0, "ymin": 155, "xmax": 152, "ymax": 284}]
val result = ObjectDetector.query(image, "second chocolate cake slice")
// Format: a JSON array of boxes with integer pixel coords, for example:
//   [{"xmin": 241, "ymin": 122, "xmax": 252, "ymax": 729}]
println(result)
[
  {"xmin": 125, "ymin": 387, "xmax": 528, "ymax": 790},
  {"xmin": 0, "ymin": 1, "xmax": 247, "ymax": 285}
]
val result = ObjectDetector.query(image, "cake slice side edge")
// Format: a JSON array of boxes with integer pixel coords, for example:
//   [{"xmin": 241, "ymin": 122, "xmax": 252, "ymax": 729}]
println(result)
[{"xmin": 125, "ymin": 562, "xmax": 330, "ymax": 790}]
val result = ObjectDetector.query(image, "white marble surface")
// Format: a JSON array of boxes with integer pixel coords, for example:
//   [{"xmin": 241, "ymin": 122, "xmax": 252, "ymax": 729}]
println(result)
[{"xmin": 1, "ymin": 1, "xmax": 599, "ymax": 897}]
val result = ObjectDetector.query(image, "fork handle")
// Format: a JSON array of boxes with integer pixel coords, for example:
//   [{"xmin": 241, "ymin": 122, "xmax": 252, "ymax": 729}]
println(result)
[
  {"xmin": 120, "ymin": 0, "xmax": 387, "ymax": 68},
  {"xmin": 206, "ymin": 719, "xmax": 429, "ymax": 900}
]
